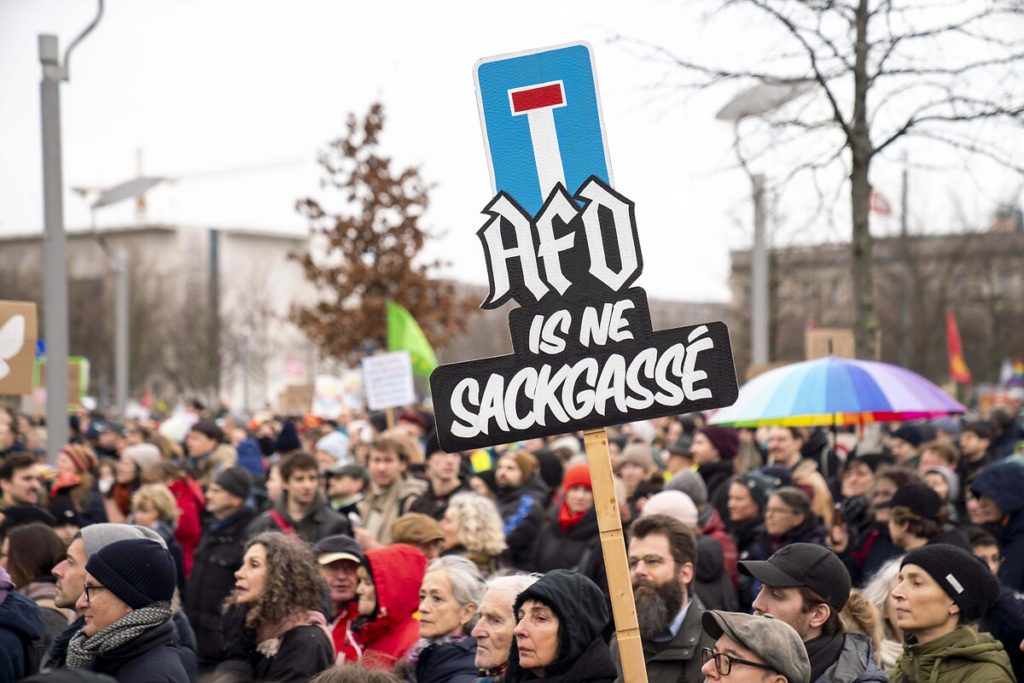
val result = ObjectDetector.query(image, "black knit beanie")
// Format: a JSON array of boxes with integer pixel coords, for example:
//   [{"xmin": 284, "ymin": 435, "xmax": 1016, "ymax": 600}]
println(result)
[
  {"xmin": 86, "ymin": 539, "xmax": 175, "ymax": 609},
  {"xmin": 214, "ymin": 466, "xmax": 252, "ymax": 500},
  {"xmin": 901, "ymin": 544, "xmax": 999, "ymax": 622}
]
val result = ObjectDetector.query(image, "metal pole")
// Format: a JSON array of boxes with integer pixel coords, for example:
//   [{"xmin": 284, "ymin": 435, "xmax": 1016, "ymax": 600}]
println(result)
[
  {"xmin": 40, "ymin": 35, "xmax": 69, "ymax": 461},
  {"xmin": 114, "ymin": 246, "xmax": 129, "ymax": 413},
  {"xmin": 899, "ymin": 157, "xmax": 911, "ymax": 368},
  {"xmin": 242, "ymin": 317, "xmax": 252, "ymax": 415},
  {"xmin": 751, "ymin": 173, "xmax": 769, "ymax": 367},
  {"xmin": 209, "ymin": 228, "xmax": 221, "ymax": 399}
]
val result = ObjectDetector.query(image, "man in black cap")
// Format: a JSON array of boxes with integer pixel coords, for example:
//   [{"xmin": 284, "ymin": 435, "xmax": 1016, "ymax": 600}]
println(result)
[
  {"xmin": 315, "ymin": 534, "xmax": 364, "ymax": 664},
  {"xmin": 700, "ymin": 610, "xmax": 811, "ymax": 683},
  {"xmin": 888, "ymin": 424, "xmax": 923, "ymax": 467},
  {"xmin": 325, "ymin": 463, "xmax": 369, "ymax": 519},
  {"xmin": 740, "ymin": 543, "xmax": 887, "ymax": 683},
  {"xmin": 184, "ymin": 466, "xmax": 256, "ymax": 670}
]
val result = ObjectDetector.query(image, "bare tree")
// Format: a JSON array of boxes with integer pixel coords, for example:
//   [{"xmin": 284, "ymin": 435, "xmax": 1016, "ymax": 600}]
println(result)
[{"xmin": 619, "ymin": 1, "xmax": 1024, "ymax": 358}]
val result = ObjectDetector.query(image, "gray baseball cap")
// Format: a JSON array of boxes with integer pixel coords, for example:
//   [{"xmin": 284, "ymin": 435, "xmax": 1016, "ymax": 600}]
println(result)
[{"xmin": 702, "ymin": 610, "xmax": 810, "ymax": 683}]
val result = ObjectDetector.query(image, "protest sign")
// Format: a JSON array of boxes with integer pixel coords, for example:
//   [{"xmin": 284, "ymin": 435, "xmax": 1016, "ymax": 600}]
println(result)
[
  {"xmin": 312, "ymin": 374, "xmax": 346, "ymax": 419},
  {"xmin": 362, "ymin": 351, "xmax": 415, "ymax": 412},
  {"xmin": 429, "ymin": 43, "xmax": 739, "ymax": 682},
  {"xmin": 0, "ymin": 301, "xmax": 38, "ymax": 396}
]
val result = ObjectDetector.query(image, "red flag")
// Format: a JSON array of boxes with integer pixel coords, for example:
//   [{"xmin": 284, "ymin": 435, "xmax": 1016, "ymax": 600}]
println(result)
[
  {"xmin": 869, "ymin": 187, "xmax": 892, "ymax": 216},
  {"xmin": 946, "ymin": 309, "xmax": 972, "ymax": 384}
]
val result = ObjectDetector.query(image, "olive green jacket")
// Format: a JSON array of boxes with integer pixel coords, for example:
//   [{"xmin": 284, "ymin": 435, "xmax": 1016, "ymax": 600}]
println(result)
[{"xmin": 890, "ymin": 626, "xmax": 1014, "ymax": 683}]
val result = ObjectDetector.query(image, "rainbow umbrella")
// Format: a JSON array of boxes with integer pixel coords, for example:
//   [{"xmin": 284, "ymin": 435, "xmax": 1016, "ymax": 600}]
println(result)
[{"xmin": 710, "ymin": 357, "xmax": 966, "ymax": 428}]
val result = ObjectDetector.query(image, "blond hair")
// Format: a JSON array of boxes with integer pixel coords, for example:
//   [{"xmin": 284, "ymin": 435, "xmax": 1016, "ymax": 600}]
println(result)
[
  {"xmin": 132, "ymin": 483, "xmax": 180, "ymax": 525},
  {"xmin": 446, "ymin": 492, "xmax": 507, "ymax": 557}
]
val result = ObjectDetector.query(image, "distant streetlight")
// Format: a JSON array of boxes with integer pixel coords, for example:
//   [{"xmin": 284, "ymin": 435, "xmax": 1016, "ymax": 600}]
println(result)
[{"xmin": 716, "ymin": 80, "xmax": 813, "ymax": 370}]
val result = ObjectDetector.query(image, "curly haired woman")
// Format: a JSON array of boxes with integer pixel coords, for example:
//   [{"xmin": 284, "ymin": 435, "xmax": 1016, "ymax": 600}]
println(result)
[
  {"xmin": 215, "ymin": 532, "xmax": 334, "ymax": 683},
  {"xmin": 439, "ymin": 492, "xmax": 507, "ymax": 577}
]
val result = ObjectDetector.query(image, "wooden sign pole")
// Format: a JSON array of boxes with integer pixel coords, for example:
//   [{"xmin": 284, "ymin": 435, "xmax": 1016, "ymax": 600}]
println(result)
[
  {"xmin": 584, "ymin": 427, "xmax": 648, "ymax": 683},
  {"xmin": 385, "ymin": 407, "xmax": 395, "ymax": 431}
]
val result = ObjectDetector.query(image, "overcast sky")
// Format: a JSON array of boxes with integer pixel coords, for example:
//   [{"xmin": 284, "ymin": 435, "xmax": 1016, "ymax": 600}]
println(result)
[{"xmin": 3, "ymin": 0, "xmax": 1021, "ymax": 303}]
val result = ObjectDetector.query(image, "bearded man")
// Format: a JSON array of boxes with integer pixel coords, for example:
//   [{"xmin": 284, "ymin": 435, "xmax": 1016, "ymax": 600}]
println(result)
[{"xmin": 610, "ymin": 514, "xmax": 712, "ymax": 683}]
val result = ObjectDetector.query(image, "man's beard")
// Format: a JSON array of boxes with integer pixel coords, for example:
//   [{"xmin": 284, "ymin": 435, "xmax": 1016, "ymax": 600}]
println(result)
[{"xmin": 634, "ymin": 578, "xmax": 685, "ymax": 641}]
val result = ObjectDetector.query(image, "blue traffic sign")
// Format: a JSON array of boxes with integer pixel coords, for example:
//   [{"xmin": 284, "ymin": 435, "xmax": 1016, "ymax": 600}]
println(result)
[{"xmin": 475, "ymin": 42, "xmax": 612, "ymax": 215}]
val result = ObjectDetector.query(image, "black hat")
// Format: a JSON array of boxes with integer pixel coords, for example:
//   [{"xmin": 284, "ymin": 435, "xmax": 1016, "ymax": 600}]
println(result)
[
  {"xmin": 736, "ymin": 470, "xmax": 780, "ymax": 512},
  {"xmin": 739, "ymin": 543, "xmax": 851, "ymax": 612},
  {"xmin": 885, "ymin": 483, "xmax": 942, "ymax": 517},
  {"xmin": 214, "ymin": 466, "xmax": 252, "ymax": 500},
  {"xmin": 315, "ymin": 534, "xmax": 364, "ymax": 565},
  {"xmin": 847, "ymin": 451, "xmax": 894, "ymax": 473},
  {"xmin": 1, "ymin": 505, "xmax": 56, "ymax": 532},
  {"xmin": 47, "ymin": 496, "xmax": 82, "ymax": 528},
  {"xmin": 190, "ymin": 419, "xmax": 224, "ymax": 444},
  {"xmin": 86, "ymin": 539, "xmax": 176, "ymax": 609},
  {"xmin": 329, "ymin": 463, "xmax": 370, "ymax": 488},
  {"xmin": 891, "ymin": 424, "xmax": 924, "ymax": 448},
  {"xmin": 901, "ymin": 544, "xmax": 999, "ymax": 622}
]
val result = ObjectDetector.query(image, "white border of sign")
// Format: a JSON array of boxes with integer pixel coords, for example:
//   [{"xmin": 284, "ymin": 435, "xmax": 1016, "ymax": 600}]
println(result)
[{"xmin": 362, "ymin": 351, "xmax": 415, "ymax": 411}]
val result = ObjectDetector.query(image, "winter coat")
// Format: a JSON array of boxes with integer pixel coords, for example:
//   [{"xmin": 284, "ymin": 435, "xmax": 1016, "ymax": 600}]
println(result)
[
  {"xmin": 814, "ymin": 633, "xmax": 889, "ymax": 683},
  {"xmin": 496, "ymin": 485, "xmax": 546, "ymax": 570},
  {"xmin": 168, "ymin": 476, "xmax": 205, "ymax": 577},
  {"xmin": 356, "ymin": 543, "xmax": 429, "ymax": 670},
  {"xmin": 697, "ymin": 460, "xmax": 733, "ymax": 522},
  {"xmin": 693, "ymin": 536, "xmax": 739, "ymax": 612},
  {"xmin": 89, "ymin": 618, "xmax": 192, "ymax": 683},
  {"xmin": 358, "ymin": 476, "xmax": 427, "ymax": 545},
  {"xmin": 610, "ymin": 596, "xmax": 713, "ymax": 683},
  {"xmin": 981, "ymin": 585, "xmax": 1024, "ymax": 681},
  {"xmin": 216, "ymin": 623, "xmax": 334, "ymax": 683},
  {"xmin": 700, "ymin": 506, "xmax": 739, "ymax": 586},
  {"xmin": 844, "ymin": 524, "xmax": 902, "ymax": 587},
  {"xmin": 48, "ymin": 481, "xmax": 107, "ymax": 527},
  {"xmin": 183, "ymin": 505, "xmax": 257, "ymax": 667},
  {"xmin": 409, "ymin": 479, "xmax": 472, "ymax": 521},
  {"xmin": 413, "ymin": 635, "xmax": 479, "ymax": 683},
  {"xmin": 247, "ymin": 492, "xmax": 352, "ymax": 544},
  {"xmin": 149, "ymin": 520, "xmax": 187, "ymax": 592},
  {"xmin": 22, "ymin": 578, "xmax": 73, "ymax": 663},
  {"xmin": 528, "ymin": 507, "xmax": 605, "ymax": 591},
  {"xmin": 507, "ymin": 570, "xmax": 616, "ymax": 683},
  {"xmin": 767, "ymin": 514, "xmax": 827, "ymax": 554},
  {"xmin": 891, "ymin": 626, "xmax": 1014, "ymax": 682},
  {"xmin": 186, "ymin": 444, "xmax": 237, "ymax": 489},
  {"xmin": 0, "ymin": 589, "xmax": 45, "ymax": 681},
  {"xmin": 970, "ymin": 462, "xmax": 1024, "ymax": 592}
]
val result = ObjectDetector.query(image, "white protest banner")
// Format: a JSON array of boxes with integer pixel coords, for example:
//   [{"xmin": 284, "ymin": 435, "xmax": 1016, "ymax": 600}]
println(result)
[{"xmin": 362, "ymin": 351, "xmax": 415, "ymax": 411}]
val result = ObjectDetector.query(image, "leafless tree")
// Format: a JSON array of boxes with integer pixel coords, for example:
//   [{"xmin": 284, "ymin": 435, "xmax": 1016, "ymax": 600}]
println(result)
[{"xmin": 618, "ymin": 0, "xmax": 1024, "ymax": 358}]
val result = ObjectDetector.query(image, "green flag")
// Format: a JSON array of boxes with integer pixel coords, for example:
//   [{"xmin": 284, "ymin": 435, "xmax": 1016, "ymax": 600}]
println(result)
[{"xmin": 387, "ymin": 300, "xmax": 438, "ymax": 377}]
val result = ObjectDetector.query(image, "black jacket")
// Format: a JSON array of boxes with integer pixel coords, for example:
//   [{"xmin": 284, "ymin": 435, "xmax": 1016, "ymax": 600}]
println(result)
[
  {"xmin": 215, "ymin": 623, "xmax": 333, "ymax": 683},
  {"xmin": 246, "ymin": 493, "xmax": 351, "ymax": 544},
  {"xmin": 414, "ymin": 635, "xmax": 479, "ymax": 683},
  {"xmin": 91, "ymin": 619, "xmax": 191, "ymax": 683},
  {"xmin": 409, "ymin": 480, "xmax": 472, "ymax": 521},
  {"xmin": 507, "ymin": 569, "xmax": 617, "ymax": 683},
  {"xmin": 697, "ymin": 460, "xmax": 734, "ymax": 522},
  {"xmin": 496, "ymin": 485, "xmax": 546, "ymax": 570},
  {"xmin": 528, "ymin": 507, "xmax": 605, "ymax": 591},
  {"xmin": 610, "ymin": 596, "xmax": 713, "ymax": 683},
  {"xmin": 184, "ymin": 505, "xmax": 257, "ymax": 667}
]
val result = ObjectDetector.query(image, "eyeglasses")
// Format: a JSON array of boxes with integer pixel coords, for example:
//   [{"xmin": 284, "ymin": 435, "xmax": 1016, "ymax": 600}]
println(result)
[
  {"xmin": 764, "ymin": 506, "xmax": 796, "ymax": 516},
  {"xmin": 83, "ymin": 583, "xmax": 107, "ymax": 603},
  {"xmin": 627, "ymin": 554, "xmax": 668, "ymax": 570},
  {"xmin": 701, "ymin": 648, "xmax": 776, "ymax": 676}
]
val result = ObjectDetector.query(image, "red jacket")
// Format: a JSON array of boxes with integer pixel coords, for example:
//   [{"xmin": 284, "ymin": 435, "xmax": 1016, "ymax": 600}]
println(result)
[
  {"xmin": 355, "ymin": 543, "xmax": 427, "ymax": 670},
  {"xmin": 702, "ymin": 506, "xmax": 739, "ymax": 587},
  {"xmin": 169, "ymin": 476, "xmax": 205, "ymax": 577}
]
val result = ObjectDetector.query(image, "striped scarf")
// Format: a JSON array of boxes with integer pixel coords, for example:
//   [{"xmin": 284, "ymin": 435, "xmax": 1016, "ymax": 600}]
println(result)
[{"xmin": 65, "ymin": 601, "xmax": 173, "ymax": 670}]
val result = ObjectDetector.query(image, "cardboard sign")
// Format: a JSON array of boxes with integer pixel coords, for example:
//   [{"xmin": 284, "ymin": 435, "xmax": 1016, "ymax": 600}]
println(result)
[
  {"xmin": 277, "ymin": 383, "xmax": 314, "ymax": 415},
  {"xmin": 33, "ymin": 356, "xmax": 90, "ymax": 410},
  {"xmin": 806, "ymin": 328, "xmax": 856, "ymax": 360},
  {"xmin": 430, "ymin": 44, "xmax": 739, "ymax": 453},
  {"xmin": 0, "ymin": 301, "xmax": 38, "ymax": 396},
  {"xmin": 362, "ymin": 351, "xmax": 415, "ymax": 411}
]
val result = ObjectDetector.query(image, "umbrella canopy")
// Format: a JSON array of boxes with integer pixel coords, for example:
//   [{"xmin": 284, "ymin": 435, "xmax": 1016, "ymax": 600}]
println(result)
[{"xmin": 710, "ymin": 357, "xmax": 966, "ymax": 428}]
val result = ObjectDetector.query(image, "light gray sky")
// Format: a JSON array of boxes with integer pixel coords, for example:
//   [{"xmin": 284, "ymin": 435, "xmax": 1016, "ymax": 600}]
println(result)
[{"xmin": 3, "ymin": 0, "xmax": 1021, "ymax": 303}]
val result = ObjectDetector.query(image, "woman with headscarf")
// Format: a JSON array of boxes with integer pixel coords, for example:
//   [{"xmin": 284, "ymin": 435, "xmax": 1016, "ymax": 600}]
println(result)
[
  {"xmin": 397, "ymin": 555, "xmax": 484, "ymax": 683},
  {"xmin": 216, "ymin": 531, "xmax": 334, "ymax": 683},
  {"xmin": 528, "ymin": 464, "xmax": 605, "ymax": 591},
  {"xmin": 439, "ymin": 492, "xmax": 507, "ymax": 576},
  {"xmin": 506, "ymin": 569, "xmax": 617, "ymax": 682}
]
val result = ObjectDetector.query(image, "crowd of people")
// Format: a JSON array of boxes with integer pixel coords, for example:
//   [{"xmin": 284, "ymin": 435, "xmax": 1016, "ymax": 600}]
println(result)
[{"xmin": 0, "ymin": 400, "xmax": 1022, "ymax": 682}]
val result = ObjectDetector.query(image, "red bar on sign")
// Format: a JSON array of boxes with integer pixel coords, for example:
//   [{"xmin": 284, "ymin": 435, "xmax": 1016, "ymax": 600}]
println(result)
[{"xmin": 511, "ymin": 83, "xmax": 564, "ymax": 113}]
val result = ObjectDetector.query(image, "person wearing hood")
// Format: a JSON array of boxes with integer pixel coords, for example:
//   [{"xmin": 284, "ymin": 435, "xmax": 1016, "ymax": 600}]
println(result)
[
  {"xmin": 527, "ymin": 464, "xmax": 604, "ymax": 590},
  {"xmin": 398, "ymin": 555, "xmax": 483, "ymax": 683},
  {"xmin": 0, "ymin": 563, "xmax": 46, "ymax": 681},
  {"xmin": 692, "ymin": 427, "xmax": 740, "ymax": 522},
  {"xmin": 247, "ymin": 451, "xmax": 351, "ymax": 544},
  {"xmin": 969, "ymin": 461, "xmax": 1024, "ymax": 592},
  {"xmin": 216, "ymin": 532, "xmax": 334, "ymax": 683},
  {"xmin": 44, "ymin": 524, "xmax": 198, "ymax": 679},
  {"xmin": 353, "ymin": 543, "xmax": 428, "ymax": 670},
  {"xmin": 921, "ymin": 466, "xmax": 960, "ymax": 523},
  {"xmin": 506, "ymin": 569, "xmax": 617, "ymax": 683},
  {"xmin": 66, "ymin": 539, "xmax": 190, "ymax": 683},
  {"xmin": 742, "ymin": 543, "xmax": 888, "ymax": 683},
  {"xmin": 891, "ymin": 544, "xmax": 1014, "ymax": 682},
  {"xmin": 668, "ymin": 468, "xmax": 739, "ymax": 588},
  {"xmin": 491, "ymin": 451, "xmax": 546, "ymax": 570}
]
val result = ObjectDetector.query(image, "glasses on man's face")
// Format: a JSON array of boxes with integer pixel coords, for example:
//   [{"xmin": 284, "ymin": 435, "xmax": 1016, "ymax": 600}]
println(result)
[
  {"xmin": 83, "ymin": 583, "xmax": 106, "ymax": 603},
  {"xmin": 701, "ymin": 647, "xmax": 776, "ymax": 676},
  {"xmin": 764, "ymin": 506, "xmax": 795, "ymax": 516}
]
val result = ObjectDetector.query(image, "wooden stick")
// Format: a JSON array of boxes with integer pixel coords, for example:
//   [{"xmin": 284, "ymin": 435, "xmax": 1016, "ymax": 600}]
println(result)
[
  {"xmin": 583, "ymin": 427, "xmax": 648, "ymax": 683},
  {"xmin": 386, "ymin": 407, "xmax": 395, "ymax": 431}
]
